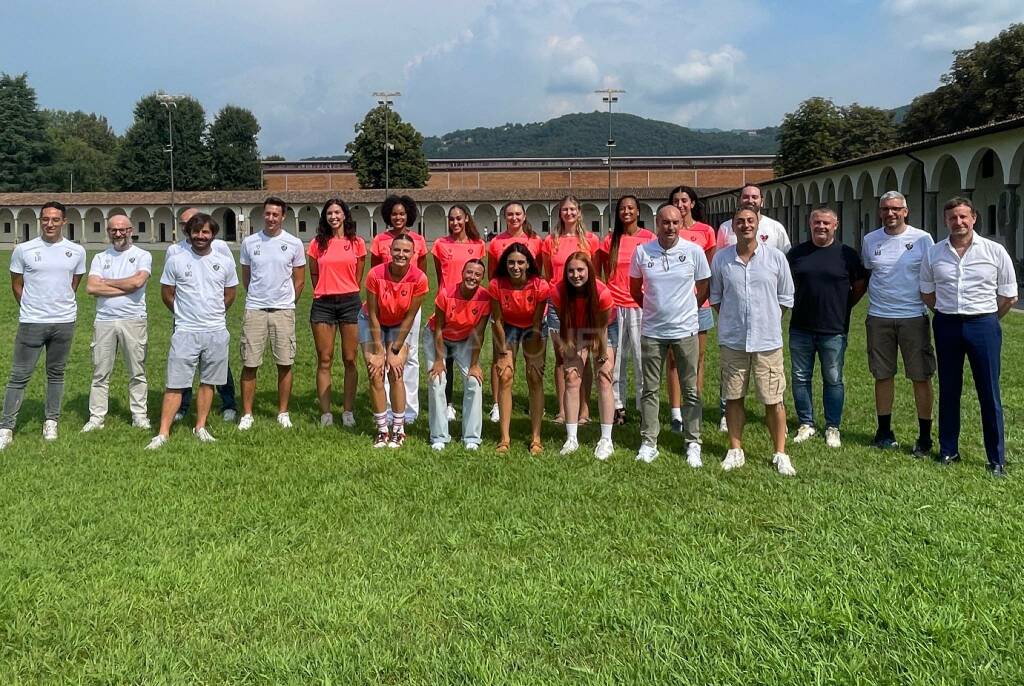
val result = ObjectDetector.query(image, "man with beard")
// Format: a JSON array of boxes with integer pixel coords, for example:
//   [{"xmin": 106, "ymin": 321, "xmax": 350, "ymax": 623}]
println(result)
[{"xmin": 716, "ymin": 184, "xmax": 792, "ymax": 253}]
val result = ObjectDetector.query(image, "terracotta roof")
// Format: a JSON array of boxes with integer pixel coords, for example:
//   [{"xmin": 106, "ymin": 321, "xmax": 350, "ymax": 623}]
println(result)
[{"xmin": 0, "ymin": 186, "xmax": 732, "ymax": 207}]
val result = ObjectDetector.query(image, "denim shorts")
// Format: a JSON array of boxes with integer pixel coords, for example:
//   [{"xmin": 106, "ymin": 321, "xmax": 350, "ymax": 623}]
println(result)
[
  {"xmin": 545, "ymin": 298, "xmax": 560, "ymax": 332},
  {"xmin": 607, "ymin": 317, "xmax": 619, "ymax": 348},
  {"xmin": 503, "ymin": 321, "xmax": 547, "ymax": 348},
  {"xmin": 310, "ymin": 293, "xmax": 361, "ymax": 325},
  {"xmin": 357, "ymin": 309, "xmax": 402, "ymax": 345},
  {"xmin": 697, "ymin": 307, "xmax": 715, "ymax": 332}
]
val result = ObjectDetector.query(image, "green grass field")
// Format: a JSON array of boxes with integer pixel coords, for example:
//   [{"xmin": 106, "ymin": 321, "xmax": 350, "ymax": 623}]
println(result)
[{"xmin": 0, "ymin": 251, "xmax": 1022, "ymax": 684}]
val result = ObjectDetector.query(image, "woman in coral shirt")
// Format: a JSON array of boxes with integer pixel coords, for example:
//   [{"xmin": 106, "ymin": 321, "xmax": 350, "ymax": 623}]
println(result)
[{"xmin": 488, "ymin": 242, "xmax": 549, "ymax": 455}]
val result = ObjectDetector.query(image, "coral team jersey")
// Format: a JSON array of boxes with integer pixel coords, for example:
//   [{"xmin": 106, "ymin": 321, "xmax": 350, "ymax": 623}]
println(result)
[
  {"xmin": 432, "ymin": 237, "xmax": 486, "ymax": 289},
  {"xmin": 371, "ymin": 230, "xmax": 428, "ymax": 265},
  {"xmin": 679, "ymin": 221, "xmax": 716, "ymax": 307},
  {"xmin": 428, "ymin": 283, "xmax": 491, "ymax": 341},
  {"xmin": 487, "ymin": 231, "xmax": 543, "ymax": 271},
  {"xmin": 550, "ymin": 279, "xmax": 616, "ymax": 330},
  {"xmin": 363, "ymin": 263, "xmax": 429, "ymax": 327},
  {"xmin": 542, "ymin": 232, "xmax": 600, "ymax": 284},
  {"xmin": 307, "ymin": 236, "xmax": 367, "ymax": 297},
  {"xmin": 598, "ymin": 229, "xmax": 656, "ymax": 307},
  {"xmin": 487, "ymin": 276, "xmax": 550, "ymax": 329}
]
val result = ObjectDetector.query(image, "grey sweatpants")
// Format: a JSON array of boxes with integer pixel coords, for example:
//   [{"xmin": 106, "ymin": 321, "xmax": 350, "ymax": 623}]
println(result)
[{"xmin": 1, "ymin": 322, "xmax": 76, "ymax": 429}]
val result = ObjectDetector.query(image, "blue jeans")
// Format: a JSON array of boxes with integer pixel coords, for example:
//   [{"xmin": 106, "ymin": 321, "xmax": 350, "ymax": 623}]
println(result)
[{"xmin": 789, "ymin": 329, "xmax": 847, "ymax": 429}]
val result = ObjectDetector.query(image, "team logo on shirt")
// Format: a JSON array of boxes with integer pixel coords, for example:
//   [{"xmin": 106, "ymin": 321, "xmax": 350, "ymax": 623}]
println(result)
[
  {"xmin": 400, "ymin": 288, "xmax": 408, "ymax": 297},
  {"xmin": 254, "ymin": 246, "xmax": 261, "ymax": 256},
  {"xmin": 344, "ymin": 243, "xmax": 351, "ymax": 251},
  {"xmin": 905, "ymin": 242, "xmax": 914, "ymax": 251},
  {"xmin": 281, "ymin": 245, "xmax": 288, "ymax": 251},
  {"xmin": 129, "ymin": 257, "xmax": 136, "ymax": 263},
  {"xmin": 213, "ymin": 264, "xmax": 221, "ymax": 271},
  {"xmin": 759, "ymin": 234, "xmax": 769, "ymax": 243},
  {"xmin": 65, "ymin": 250, "xmax": 72, "ymax": 258},
  {"xmin": 103, "ymin": 259, "xmax": 112, "ymax": 269},
  {"xmin": 471, "ymin": 307, "xmax": 479, "ymax": 315},
  {"xmin": 647, "ymin": 261, "xmax": 654, "ymax": 268},
  {"xmin": 679, "ymin": 255, "xmax": 687, "ymax": 263}
]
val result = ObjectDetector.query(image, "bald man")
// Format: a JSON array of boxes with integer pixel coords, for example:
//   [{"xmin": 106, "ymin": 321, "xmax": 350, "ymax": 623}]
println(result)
[
  {"xmin": 170, "ymin": 207, "xmax": 238, "ymax": 423},
  {"xmin": 82, "ymin": 214, "xmax": 153, "ymax": 431},
  {"xmin": 629, "ymin": 204, "xmax": 711, "ymax": 465}
]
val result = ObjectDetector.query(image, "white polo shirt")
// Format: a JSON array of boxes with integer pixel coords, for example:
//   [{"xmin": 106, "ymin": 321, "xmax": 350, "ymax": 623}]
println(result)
[
  {"xmin": 920, "ymin": 233, "xmax": 1018, "ymax": 315},
  {"xmin": 167, "ymin": 238, "xmax": 233, "ymax": 260},
  {"xmin": 160, "ymin": 249, "xmax": 239, "ymax": 332},
  {"xmin": 239, "ymin": 230, "xmax": 306, "ymax": 310},
  {"xmin": 89, "ymin": 245, "xmax": 153, "ymax": 321},
  {"xmin": 629, "ymin": 237, "xmax": 710, "ymax": 339},
  {"xmin": 710, "ymin": 244, "xmax": 794, "ymax": 352},
  {"xmin": 9, "ymin": 237, "xmax": 87, "ymax": 324},
  {"xmin": 717, "ymin": 214, "xmax": 791, "ymax": 253},
  {"xmin": 861, "ymin": 225, "xmax": 933, "ymax": 318}
]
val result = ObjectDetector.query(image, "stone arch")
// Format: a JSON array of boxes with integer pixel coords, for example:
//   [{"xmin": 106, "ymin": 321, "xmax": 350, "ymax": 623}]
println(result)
[
  {"xmin": 793, "ymin": 183, "xmax": 809, "ymax": 241},
  {"xmin": 248, "ymin": 207, "xmax": 265, "ymax": 236},
  {"xmin": 1009, "ymin": 140, "xmax": 1024, "ymax": 186},
  {"xmin": 965, "ymin": 148, "xmax": 1006, "ymax": 240},
  {"xmin": 348, "ymin": 204, "xmax": 373, "ymax": 242},
  {"xmin": 209, "ymin": 207, "xmax": 237, "ymax": 243},
  {"xmin": 838, "ymin": 175, "xmax": 857, "ymax": 248},
  {"xmin": 0, "ymin": 207, "xmax": 15, "ymax": 245},
  {"xmin": 525, "ymin": 203, "xmax": 550, "ymax": 235},
  {"xmin": 579, "ymin": 203, "xmax": 602, "ymax": 234},
  {"xmin": 473, "ymin": 204, "xmax": 499, "ymax": 239},
  {"xmin": 933, "ymin": 155, "xmax": 963, "ymax": 240},
  {"xmin": 129, "ymin": 207, "xmax": 151, "ymax": 243},
  {"xmin": 900, "ymin": 162, "xmax": 926, "ymax": 230},
  {"xmin": 420, "ymin": 203, "xmax": 448, "ymax": 242},
  {"xmin": 876, "ymin": 166, "xmax": 899, "ymax": 194},
  {"xmin": 83, "ymin": 207, "xmax": 105, "ymax": 242},
  {"xmin": 295, "ymin": 205, "xmax": 319, "ymax": 240},
  {"xmin": 638, "ymin": 201, "xmax": 656, "ymax": 230},
  {"xmin": 16, "ymin": 208, "xmax": 37, "ymax": 242},
  {"xmin": 152, "ymin": 207, "xmax": 174, "ymax": 242},
  {"xmin": 64, "ymin": 207, "xmax": 84, "ymax": 243}
]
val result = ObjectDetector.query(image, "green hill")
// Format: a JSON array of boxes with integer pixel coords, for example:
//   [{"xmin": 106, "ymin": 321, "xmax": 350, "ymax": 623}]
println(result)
[{"xmin": 421, "ymin": 112, "xmax": 778, "ymax": 158}]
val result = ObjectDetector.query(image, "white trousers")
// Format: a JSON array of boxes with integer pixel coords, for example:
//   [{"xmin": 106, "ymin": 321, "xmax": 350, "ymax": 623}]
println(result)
[{"xmin": 612, "ymin": 306, "xmax": 643, "ymax": 410}]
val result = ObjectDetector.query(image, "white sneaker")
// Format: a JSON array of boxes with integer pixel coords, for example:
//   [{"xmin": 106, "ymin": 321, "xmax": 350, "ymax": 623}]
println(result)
[
  {"xmin": 721, "ymin": 448, "xmax": 746, "ymax": 471},
  {"xmin": 173, "ymin": 411, "xmax": 185, "ymax": 423},
  {"xmin": 42, "ymin": 420, "xmax": 58, "ymax": 441},
  {"xmin": 825, "ymin": 426, "xmax": 841, "ymax": 448},
  {"xmin": 341, "ymin": 411, "xmax": 355, "ymax": 427},
  {"xmin": 594, "ymin": 438, "xmax": 614, "ymax": 461},
  {"xmin": 635, "ymin": 443, "xmax": 658, "ymax": 463},
  {"xmin": 145, "ymin": 434, "xmax": 168, "ymax": 450},
  {"xmin": 320, "ymin": 413, "xmax": 334, "ymax": 428},
  {"xmin": 237, "ymin": 414, "xmax": 254, "ymax": 431},
  {"xmin": 132, "ymin": 415, "xmax": 151, "ymax": 430},
  {"xmin": 193, "ymin": 426, "xmax": 216, "ymax": 442},
  {"xmin": 686, "ymin": 442, "xmax": 703, "ymax": 468},
  {"xmin": 277, "ymin": 412, "xmax": 293, "ymax": 429},
  {"xmin": 793, "ymin": 424, "xmax": 816, "ymax": 443},
  {"xmin": 465, "ymin": 442, "xmax": 480, "ymax": 451},
  {"xmin": 222, "ymin": 409, "xmax": 237, "ymax": 423},
  {"xmin": 489, "ymin": 403, "xmax": 500, "ymax": 423},
  {"xmin": 559, "ymin": 438, "xmax": 579, "ymax": 456},
  {"xmin": 446, "ymin": 404, "xmax": 457, "ymax": 421},
  {"xmin": 719, "ymin": 415, "xmax": 728, "ymax": 433},
  {"xmin": 773, "ymin": 452, "xmax": 797, "ymax": 476},
  {"xmin": 431, "ymin": 441, "xmax": 446, "ymax": 452},
  {"xmin": 81, "ymin": 418, "xmax": 105, "ymax": 433},
  {"xmin": 0, "ymin": 428, "xmax": 13, "ymax": 450}
]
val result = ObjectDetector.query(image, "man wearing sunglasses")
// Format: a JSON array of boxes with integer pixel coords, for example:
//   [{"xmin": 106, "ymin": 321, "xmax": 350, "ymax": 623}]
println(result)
[
  {"xmin": 81, "ymin": 214, "xmax": 153, "ymax": 432},
  {"xmin": 629, "ymin": 204, "xmax": 711, "ymax": 466}
]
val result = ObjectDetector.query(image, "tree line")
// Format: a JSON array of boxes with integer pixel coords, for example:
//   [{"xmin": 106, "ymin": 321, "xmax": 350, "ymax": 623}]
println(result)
[
  {"xmin": 774, "ymin": 23, "xmax": 1024, "ymax": 176},
  {"xmin": 0, "ymin": 74, "xmax": 262, "ymax": 193}
]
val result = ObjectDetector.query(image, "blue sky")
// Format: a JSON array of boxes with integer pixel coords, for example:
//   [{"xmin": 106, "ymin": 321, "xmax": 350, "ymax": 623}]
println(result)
[{"xmin": 3, "ymin": 0, "xmax": 1022, "ymax": 158}]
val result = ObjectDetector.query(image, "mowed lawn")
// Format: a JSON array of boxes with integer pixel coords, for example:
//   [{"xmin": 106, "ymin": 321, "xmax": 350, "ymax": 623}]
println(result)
[{"xmin": 0, "ymin": 250, "xmax": 1022, "ymax": 684}]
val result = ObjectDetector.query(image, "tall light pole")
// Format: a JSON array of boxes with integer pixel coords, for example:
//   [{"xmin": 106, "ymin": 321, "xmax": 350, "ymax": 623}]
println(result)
[
  {"xmin": 157, "ymin": 92, "xmax": 185, "ymax": 240},
  {"xmin": 596, "ymin": 88, "xmax": 625, "ymax": 234},
  {"xmin": 373, "ymin": 91, "xmax": 401, "ymax": 199}
]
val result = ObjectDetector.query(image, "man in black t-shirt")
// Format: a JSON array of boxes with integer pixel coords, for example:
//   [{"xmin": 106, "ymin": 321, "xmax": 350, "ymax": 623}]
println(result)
[{"xmin": 787, "ymin": 206, "xmax": 867, "ymax": 449}]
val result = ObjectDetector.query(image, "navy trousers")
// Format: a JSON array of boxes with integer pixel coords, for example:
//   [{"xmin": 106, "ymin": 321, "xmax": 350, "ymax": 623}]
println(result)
[{"xmin": 933, "ymin": 311, "xmax": 1005, "ymax": 466}]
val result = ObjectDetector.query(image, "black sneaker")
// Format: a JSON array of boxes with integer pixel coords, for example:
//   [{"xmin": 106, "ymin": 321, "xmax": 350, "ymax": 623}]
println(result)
[
  {"xmin": 988, "ymin": 463, "xmax": 1008, "ymax": 478},
  {"xmin": 912, "ymin": 440, "xmax": 933, "ymax": 459},
  {"xmin": 937, "ymin": 452, "xmax": 961, "ymax": 466},
  {"xmin": 872, "ymin": 433, "xmax": 900, "ymax": 450},
  {"xmin": 670, "ymin": 418, "xmax": 683, "ymax": 434}
]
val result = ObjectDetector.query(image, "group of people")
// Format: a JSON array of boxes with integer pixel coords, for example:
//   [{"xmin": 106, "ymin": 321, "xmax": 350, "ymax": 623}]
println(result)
[{"xmin": 0, "ymin": 185, "xmax": 1016, "ymax": 477}]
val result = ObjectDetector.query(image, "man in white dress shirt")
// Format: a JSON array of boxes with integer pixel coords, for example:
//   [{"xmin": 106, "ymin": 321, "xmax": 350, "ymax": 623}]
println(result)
[
  {"xmin": 147, "ymin": 213, "xmax": 239, "ymax": 449},
  {"xmin": 861, "ymin": 191, "xmax": 936, "ymax": 456},
  {"xmin": 0, "ymin": 201, "xmax": 86, "ymax": 449},
  {"xmin": 82, "ymin": 213, "xmax": 153, "ymax": 432},
  {"xmin": 920, "ymin": 197, "xmax": 1018, "ymax": 477},
  {"xmin": 716, "ymin": 184, "xmax": 792, "ymax": 253},
  {"xmin": 710, "ymin": 208, "xmax": 797, "ymax": 476},
  {"xmin": 237, "ymin": 197, "xmax": 306, "ymax": 430},
  {"xmin": 629, "ymin": 204, "xmax": 711, "ymax": 466}
]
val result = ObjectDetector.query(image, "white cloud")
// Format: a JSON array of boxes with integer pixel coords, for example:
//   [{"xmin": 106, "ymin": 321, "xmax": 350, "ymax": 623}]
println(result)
[{"xmin": 883, "ymin": 0, "xmax": 1024, "ymax": 49}]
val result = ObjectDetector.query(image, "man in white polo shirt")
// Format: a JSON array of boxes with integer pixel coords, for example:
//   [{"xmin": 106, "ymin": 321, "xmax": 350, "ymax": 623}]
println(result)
[
  {"xmin": 860, "ymin": 191, "xmax": 935, "ymax": 456},
  {"xmin": 920, "ymin": 196, "xmax": 1018, "ymax": 477},
  {"xmin": 716, "ymin": 184, "xmax": 792, "ymax": 253},
  {"xmin": 82, "ymin": 213, "xmax": 153, "ymax": 432},
  {"xmin": 0, "ymin": 201, "xmax": 86, "ymax": 449},
  {"xmin": 237, "ymin": 197, "xmax": 306, "ymax": 430},
  {"xmin": 629, "ymin": 204, "xmax": 711, "ymax": 465},
  {"xmin": 147, "ymin": 212, "xmax": 239, "ymax": 449},
  {"xmin": 711, "ymin": 208, "xmax": 796, "ymax": 476},
  {"xmin": 170, "ymin": 207, "xmax": 238, "ymax": 423}
]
